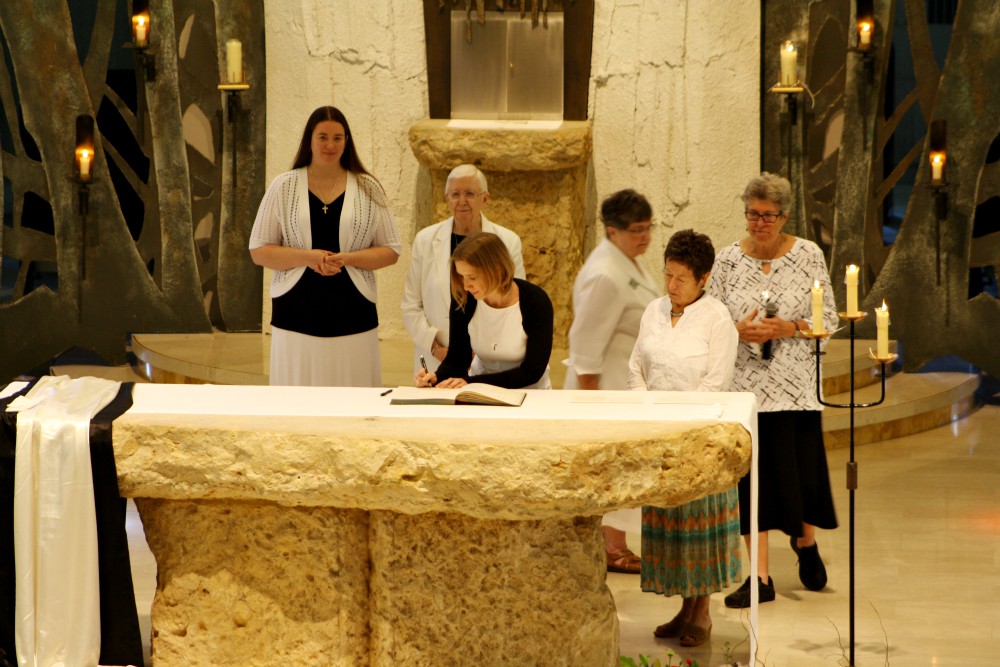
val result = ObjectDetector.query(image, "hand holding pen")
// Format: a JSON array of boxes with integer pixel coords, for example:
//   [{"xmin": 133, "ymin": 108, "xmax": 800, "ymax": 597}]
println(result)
[{"xmin": 415, "ymin": 355, "xmax": 437, "ymax": 387}]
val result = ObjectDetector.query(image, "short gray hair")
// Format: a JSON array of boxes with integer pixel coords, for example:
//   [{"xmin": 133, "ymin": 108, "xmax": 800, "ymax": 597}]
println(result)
[
  {"xmin": 445, "ymin": 164, "xmax": 488, "ymax": 194},
  {"xmin": 741, "ymin": 172, "xmax": 792, "ymax": 211}
]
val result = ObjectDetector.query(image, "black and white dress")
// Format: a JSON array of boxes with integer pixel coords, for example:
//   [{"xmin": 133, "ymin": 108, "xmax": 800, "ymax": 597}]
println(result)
[{"xmin": 710, "ymin": 238, "xmax": 839, "ymax": 536}]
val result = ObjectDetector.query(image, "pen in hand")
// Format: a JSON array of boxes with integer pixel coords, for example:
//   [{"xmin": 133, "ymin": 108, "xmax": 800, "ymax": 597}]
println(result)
[{"xmin": 418, "ymin": 355, "xmax": 434, "ymax": 387}]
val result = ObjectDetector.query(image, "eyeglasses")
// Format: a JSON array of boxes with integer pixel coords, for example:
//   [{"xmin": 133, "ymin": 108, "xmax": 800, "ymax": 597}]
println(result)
[
  {"xmin": 622, "ymin": 224, "xmax": 653, "ymax": 235},
  {"xmin": 447, "ymin": 190, "xmax": 484, "ymax": 202},
  {"xmin": 745, "ymin": 210, "xmax": 783, "ymax": 223}
]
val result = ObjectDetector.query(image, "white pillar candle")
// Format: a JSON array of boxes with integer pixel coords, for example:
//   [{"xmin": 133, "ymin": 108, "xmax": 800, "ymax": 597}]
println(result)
[
  {"xmin": 780, "ymin": 41, "xmax": 797, "ymax": 86},
  {"xmin": 132, "ymin": 15, "xmax": 148, "ymax": 47},
  {"xmin": 930, "ymin": 153, "xmax": 945, "ymax": 183},
  {"xmin": 811, "ymin": 280, "xmax": 824, "ymax": 332},
  {"xmin": 845, "ymin": 264, "xmax": 859, "ymax": 315},
  {"xmin": 875, "ymin": 300, "xmax": 890, "ymax": 358},
  {"xmin": 226, "ymin": 39, "xmax": 243, "ymax": 84},
  {"xmin": 77, "ymin": 148, "xmax": 92, "ymax": 181},
  {"xmin": 858, "ymin": 22, "xmax": 872, "ymax": 47}
]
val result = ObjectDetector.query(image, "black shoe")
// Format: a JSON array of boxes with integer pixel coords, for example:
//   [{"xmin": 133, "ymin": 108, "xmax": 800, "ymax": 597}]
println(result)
[
  {"xmin": 723, "ymin": 575, "xmax": 775, "ymax": 608},
  {"xmin": 790, "ymin": 536, "xmax": 828, "ymax": 591}
]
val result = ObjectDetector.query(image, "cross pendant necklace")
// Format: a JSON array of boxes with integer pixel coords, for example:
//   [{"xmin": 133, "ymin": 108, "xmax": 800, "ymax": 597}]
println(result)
[{"xmin": 312, "ymin": 168, "xmax": 344, "ymax": 215}]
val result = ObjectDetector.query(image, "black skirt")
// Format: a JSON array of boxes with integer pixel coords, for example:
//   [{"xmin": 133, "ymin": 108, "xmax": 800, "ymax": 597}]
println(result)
[{"xmin": 738, "ymin": 410, "xmax": 838, "ymax": 536}]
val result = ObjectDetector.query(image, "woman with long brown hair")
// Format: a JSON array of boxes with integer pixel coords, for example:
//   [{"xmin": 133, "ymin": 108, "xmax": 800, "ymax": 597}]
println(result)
[{"xmin": 249, "ymin": 106, "xmax": 401, "ymax": 387}]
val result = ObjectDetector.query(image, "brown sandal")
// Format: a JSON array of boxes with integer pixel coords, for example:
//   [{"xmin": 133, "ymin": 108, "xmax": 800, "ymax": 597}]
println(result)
[
  {"xmin": 652, "ymin": 616, "xmax": 687, "ymax": 638},
  {"xmin": 607, "ymin": 548, "xmax": 641, "ymax": 574},
  {"xmin": 679, "ymin": 622, "xmax": 712, "ymax": 647}
]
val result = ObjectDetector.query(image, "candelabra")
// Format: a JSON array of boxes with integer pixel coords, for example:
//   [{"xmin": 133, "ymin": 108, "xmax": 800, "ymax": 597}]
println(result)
[{"xmin": 802, "ymin": 312, "xmax": 896, "ymax": 667}]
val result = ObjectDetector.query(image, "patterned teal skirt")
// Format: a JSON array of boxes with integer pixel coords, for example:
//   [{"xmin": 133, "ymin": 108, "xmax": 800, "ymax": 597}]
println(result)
[{"xmin": 640, "ymin": 487, "xmax": 742, "ymax": 598}]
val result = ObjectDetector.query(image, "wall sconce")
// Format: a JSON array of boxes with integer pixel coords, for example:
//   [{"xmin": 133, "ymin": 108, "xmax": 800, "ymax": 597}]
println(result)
[
  {"xmin": 770, "ymin": 41, "xmax": 804, "ymax": 128},
  {"xmin": 927, "ymin": 119, "xmax": 948, "ymax": 285},
  {"xmin": 929, "ymin": 119, "xmax": 947, "ymax": 186},
  {"xmin": 768, "ymin": 39, "xmax": 816, "ymax": 181},
  {"xmin": 849, "ymin": 0, "xmax": 876, "ymax": 90},
  {"xmin": 218, "ymin": 38, "xmax": 250, "ymax": 121},
  {"xmin": 74, "ymin": 115, "xmax": 95, "ymax": 283},
  {"xmin": 75, "ymin": 115, "xmax": 94, "ymax": 186},
  {"xmin": 856, "ymin": 0, "xmax": 874, "ymax": 51},
  {"xmin": 218, "ymin": 38, "xmax": 251, "ymax": 224},
  {"xmin": 130, "ymin": 0, "xmax": 156, "ymax": 81}
]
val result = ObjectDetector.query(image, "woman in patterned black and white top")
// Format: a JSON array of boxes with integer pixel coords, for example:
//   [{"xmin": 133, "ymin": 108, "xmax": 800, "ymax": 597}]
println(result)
[
  {"xmin": 249, "ymin": 106, "xmax": 401, "ymax": 387},
  {"xmin": 710, "ymin": 172, "xmax": 839, "ymax": 609}
]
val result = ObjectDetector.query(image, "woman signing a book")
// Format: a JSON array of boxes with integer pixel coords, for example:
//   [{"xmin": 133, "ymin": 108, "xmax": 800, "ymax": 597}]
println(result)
[{"xmin": 415, "ymin": 232, "xmax": 554, "ymax": 390}]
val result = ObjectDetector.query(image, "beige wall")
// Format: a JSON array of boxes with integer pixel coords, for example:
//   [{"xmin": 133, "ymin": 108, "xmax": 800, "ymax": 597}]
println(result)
[{"xmin": 262, "ymin": 0, "xmax": 759, "ymax": 342}]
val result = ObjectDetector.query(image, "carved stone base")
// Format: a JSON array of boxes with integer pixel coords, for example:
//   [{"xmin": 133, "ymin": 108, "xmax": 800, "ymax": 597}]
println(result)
[
  {"xmin": 136, "ymin": 499, "xmax": 370, "ymax": 667},
  {"xmin": 136, "ymin": 500, "xmax": 617, "ymax": 666},
  {"xmin": 369, "ymin": 512, "xmax": 617, "ymax": 666}
]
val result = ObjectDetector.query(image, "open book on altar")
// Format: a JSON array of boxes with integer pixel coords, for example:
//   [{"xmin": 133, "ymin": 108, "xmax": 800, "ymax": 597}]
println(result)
[{"xmin": 389, "ymin": 383, "xmax": 526, "ymax": 407}]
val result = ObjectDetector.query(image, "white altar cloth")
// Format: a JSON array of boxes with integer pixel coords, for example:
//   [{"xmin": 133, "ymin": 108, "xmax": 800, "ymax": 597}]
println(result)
[
  {"xmin": 7, "ymin": 377, "xmax": 121, "ymax": 667},
  {"xmin": 125, "ymin": 384, "xmax": 756, "ymax": 432}
]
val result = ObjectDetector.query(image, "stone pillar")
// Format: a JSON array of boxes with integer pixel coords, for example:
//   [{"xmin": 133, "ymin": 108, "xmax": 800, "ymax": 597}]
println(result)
[
  {"xmin": 369, "ymin": 511, "xmax": 617, "ymax": 666},
  {"xmin": 408, "ymin": 119, "xmax": 594, "ymax": 349},
  {"xmin": 135, "ymin": 498, "xmax": 370, "ymax": 666}
]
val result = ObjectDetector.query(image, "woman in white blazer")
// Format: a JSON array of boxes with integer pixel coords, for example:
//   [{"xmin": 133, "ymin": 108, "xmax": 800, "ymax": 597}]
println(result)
[
  {"xmin": 402, "ymin": 165, "xmax": 525, "ymax": 373},
  {"xmin": 565, "ymin": 189, "xmax": 659, "ymax": 573}
]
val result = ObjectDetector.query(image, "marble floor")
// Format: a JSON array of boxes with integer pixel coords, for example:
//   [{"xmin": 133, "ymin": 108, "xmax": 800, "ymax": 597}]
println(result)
[{"xmin": 121, "ymin": 403, "xmax": 1000, "ymax": 666}]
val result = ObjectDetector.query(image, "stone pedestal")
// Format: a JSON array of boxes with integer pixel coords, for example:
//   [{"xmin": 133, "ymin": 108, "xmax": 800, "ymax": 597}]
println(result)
[
  {"xmin": 369, "ymin": 512, "xmax": 617, "ymax": 666},
  {"xmin": 136, "ymin": 499, "xmax": 370, "ymax": 667},
  {"xmin": 408, "ymin": 119, "xmax": 593, "ymax": 347}
]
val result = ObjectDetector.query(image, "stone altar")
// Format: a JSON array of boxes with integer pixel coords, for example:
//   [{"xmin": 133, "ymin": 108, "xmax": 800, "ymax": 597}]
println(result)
[{"xmin": 113, "ymin": 385, "xmax": 754, "ymax": 666}]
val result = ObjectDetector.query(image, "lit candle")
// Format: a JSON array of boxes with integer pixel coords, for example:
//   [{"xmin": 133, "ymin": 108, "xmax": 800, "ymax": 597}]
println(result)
[
  {"xmin": 780, "ymin": 41, "xmax": 798, "ymax": 87},
  {"xmin": 811, "ymin": 280, "xmax": 824, "ymax": 332},
  {"xmin": 132, "ymin": 14, "xmax": 149, "ymax": 47},
  {"xmin": 875, "ymin": 300, "xmax": 890, "ymax": 358},
  {"xmin": 930, "ymin": 151, "xmax": 945, "ymax": 184},
  {"xmin": 845, "ymin": 264, "xmax": 859, "ymax": 315},
  {"xmin": 226, "ymin": 39, "xmax": 243, "ymax": 84},
  {"xmin": 858, "ymin": 21, "xmax": 872, "ymax": 48},
  {"xmin": 77, "ymin": 148, "xmax": 92, "ymax": 181}
]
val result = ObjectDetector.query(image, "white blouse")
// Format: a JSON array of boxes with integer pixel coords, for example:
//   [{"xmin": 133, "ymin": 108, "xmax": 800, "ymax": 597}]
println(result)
[
  {"xmin": 627, "ymin": 294, "xmax": 738, "ymax": 393},
  {"xmin": 709, "ymin": 238, "xmax": 838, "ymax": 412},
  {"xmin": 469, "ymin": 301, "xmax": 552, "ymax": 390}
]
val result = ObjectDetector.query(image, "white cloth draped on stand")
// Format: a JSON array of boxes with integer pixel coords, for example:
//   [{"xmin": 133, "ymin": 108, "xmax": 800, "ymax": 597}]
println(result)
[{"xmin": 9, "ymin": 376, "xmax": 121, "ymax": 667}]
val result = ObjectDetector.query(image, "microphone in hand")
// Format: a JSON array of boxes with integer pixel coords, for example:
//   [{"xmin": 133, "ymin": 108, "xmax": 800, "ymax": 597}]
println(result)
[{"xmin": 761, "ymin": 292, "xmax": 779, "ymax": 360}]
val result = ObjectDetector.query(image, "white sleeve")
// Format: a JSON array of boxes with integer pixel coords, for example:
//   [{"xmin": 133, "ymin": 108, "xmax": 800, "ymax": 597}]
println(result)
[
  {"xmin": 568, "ymin": 273, "xmax": 627, "ymax": 375},
  {"xmin": 248, "ymin": 176, "xmax": 287, "ymax": 249},
  {"xmin": 508, "ymin": 235, "xmax": 526, "ymax": 280},
  {"xmin": 368, "ymin": 182, "xmax": 402, "ymax": 255},
  {"xmin": 401, "ymin": 237, "xmax": 438, "ymax": 353},
  {"xmin": 626, "ymin": 337, "xmax": 648, "ymax": 391},
  {"xmin": 697, "ymin": 309, "xmax": 739, "ymax": 392}
]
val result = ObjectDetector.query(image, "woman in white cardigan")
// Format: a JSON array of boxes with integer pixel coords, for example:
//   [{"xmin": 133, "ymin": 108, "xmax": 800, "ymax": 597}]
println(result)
[{"xmin": 249, "ymin": 106, "xmax": 401, "ymax": 387}]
